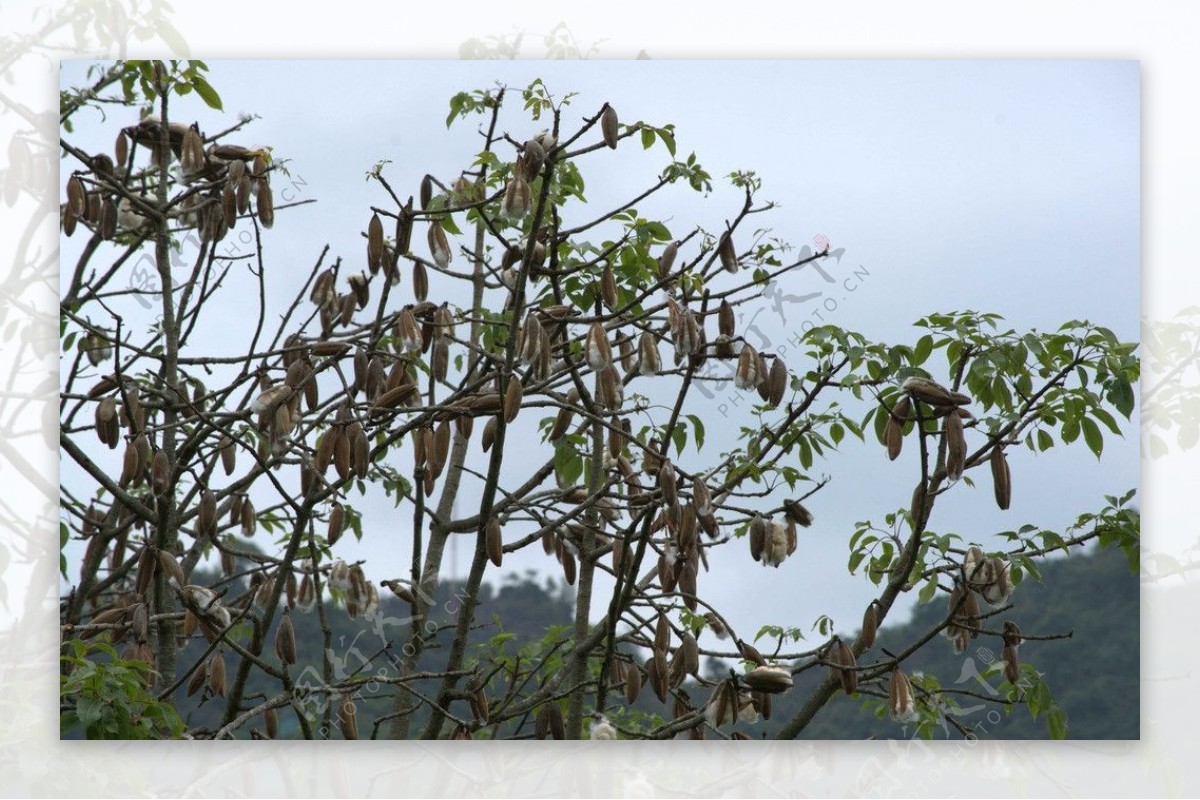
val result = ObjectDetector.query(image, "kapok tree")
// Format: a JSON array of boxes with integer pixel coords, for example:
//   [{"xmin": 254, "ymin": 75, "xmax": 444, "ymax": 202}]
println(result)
[{"xmin": 58, "ymin": 62, "xmax": 1139, "ymax": 740}]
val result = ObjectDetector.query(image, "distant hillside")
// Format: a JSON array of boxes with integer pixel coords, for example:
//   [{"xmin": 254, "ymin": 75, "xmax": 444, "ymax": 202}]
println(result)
[
  {"xmin": 785, "ymin": 542, "xmax": 1139, "ymax": 739},
  {"xmin": 164, "ymin": 544, "xmax": 1136, "ymax": 739}
]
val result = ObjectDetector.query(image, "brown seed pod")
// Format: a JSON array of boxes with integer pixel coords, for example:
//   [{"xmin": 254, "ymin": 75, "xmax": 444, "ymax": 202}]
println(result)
[
  {"xmin": 469, "ymin": 684, "xmax": 490, "ymax": 726},
  {"xmin": 419, "ymin": 174, "xmax": 434, "ymax": 210},
  {"xmin": 219, "ymin": 435, "xmax": 236, "ymax": 476},
  {"xmin": 85, "ymin": 191, "xmax": 101, "ymax": 225},
  {"xmin": 310, "ymin": 268, "xmax": 335, "ymax": 308},
  {"xmin": 338, "ymin": 693, "xmax": 358, "ymax": 740},
  {"xmin": 829, "ymin": 637, "xmax": 858, "ymax": 695},
  {"xmin": 394, "ymin": 198, "xmax": 414, "ymax": 255},
  {"xmin": 249, "ymin": 149, "xmax": 268, "ymax": 176},
  {"xmin": 910, "ymin": 481, "xmax": 928, "ymax": 527},
  {"xmin": 220, "ymin": 180, "xmax": 238, "ymax": 229},
  {"xmin": 328, "ymin": 502, "xmax": 345, "ymax": 546},
  {"xmin": 716, "ymin": 302, "xmax": 736, "ymax": 341},
  {"xmin": 561, "ymin": 549, "xmax": 577, "ymax": 585},
  {"xmin": 198, "ymin": 489, "xmax": 217, "ymax": 539},
  {"xmin": 743, "ymin": 664, "xmax": 793, "ymax": 694},
  {"xmin": 150, "ymin": 449, "xmax": 170, "ymax": 497},
  {"xmin": 94, "ymin": 396, "xmax": 116, "ymax": 444},
  {"xmin": 766, "ymin": 357, "xmax": 788, "ymax": 406},
  {"xmin": 157, "ymin": 549, "xmax": 185, "ymax": 588},
  {"xmin": 517, "ymin": 312, "xmax": 542, "ymax": 365},
  {"xmin": 503, "ymin": 375, "xmax": 524, "ymax": 424},
  {"xmin": 1003, "ymin": 620, "xmax": 1023, "ymax": 648},
  {"xmin": 945, "ymin": 410, "xmax": 966, "ymax": 481},
  {"xmin": 114, "ymin": 129, "xmax": 129, "ymax": 169},
  {"xmin": 406, "ymin": 259, "xmax": 428, "ymax": 304},
  {"xmin": 885, "ymin": 407, "xmax": 905, "ymax": 461},
  {"xmin": 1002, "ymin": 643, "xmax": 1020, "ymax": 684},
  {"xmin": 501, "ymin": 172, "xmax": 532, "ymax": 221},
  {"xmin": 133, "ymin": 545, "xmax": 157, "ymax": 598},
  {"xmin": 585, "ymin": 322, "xmax": 612, "ymax": 371},
  {"xmin": 348, "ymin": 271, "xmax": 370, "ymax": 309},
  {"xmin": 678, "ymin": 559, "xmax": 698, "ymax": 611},
  {"xmin": 535, "ymin": 703, "xmax": 565, "ymax": 740},
  {"xmin": 350, "ymin": 423, "xmax": 369, "ymax": 480},
  {"xmin": 749, "ymin": 514, "xmax": 767, "ymax": 563},
  {"xmin": 755, "ymin": 351, "xmax": 773, "ymax": 402},
  {"xmin": 734, "ymin": 343, "xmax": 759, "ymax": 390},
  {"xmin": 255, "ymin": 179, "xmax": 274, "ymax": 228},
  {"xmin": 62, "ymin": 200, "xmax": 78, "ymax": 237},
  {"xmin": 861, "ymin": 601, "xmax": 879, "ymax": 649},
  {"xmin": 643, "ymin": 242, "xmax": 674, "ymax": 283},
  {"xmin": 485, "ymin": 516, "xmax": 503, "ymax": 567},
  {"xmin": 395, "ymin": 306, "xmax": 421, "ymax": 352},
  {"xmin": 621, "ymin": 661, "xmax": 643, "ymax": 705},
  {"xmin": 374, "ymin": 382, "xmax": 419, "ymax": 410},
  {"xmin": 889, "ymin": 665, "xmax": 917, "ymax": 722},
  {"xmin": 598, "ymin": 365, "xmax": 622, "ymax": 411},
  {"xmin": 274, "ymin": 610, "xmax": 297, "ymax": 664},
  {"xmin": 367, "ymin": 213, "xmax": 384, "ymax": 272},
  {"xmin": 637, "ymin": 331, "xmax": 661, "ymax": 376},
  {"xmin": 603, "ymin": 330, "xmax": 629, "ymax": 375},
  {"xmin": 654, "ymin": 611, "xmax": 671, "ymax": 655},
  {"xmin": 645, "ymin": 651, "xmax": 669, "ymax": 704},
  {"xmin": 241, "ymin": 497, "xmax": 257, "ymax": 537},
  {"xmin": 315, "ymin": 426, "xmax": 339, "ymax": 475},
  {"xmin": 427, "ymin": 220, "xmax": 451, "ymax": 268},
  {"xmin": 600, "ymin": 104, "xmax": 619, "ymax": 148},
  {"xmin": 228, "ymin": 493, "xmax": 243, "ymax": 527},
  {"xmin": 429, "ymin": 421, "xmax": 450, "ymax": 479},
  {"xmin": 235, "ymin": 172, "xmax": 254, "ymax": 215},
  {"xmin": 66, "ymin": 174, "xmax": 87, "ymax": 217},
  {"xmin": 718, "ymin": 231, "xmax": 738, "ymax": 273},
  {"xmin": 186, "ymin": 660, "xmax": 208, "ymax": 697},
  {"xmin": 980, "ymin": 556, "xmax": 1013, "ymax": 605},
  {"xmin": 782, "ymin": 500, "xmax": 813, "ymax": 528},
  {"xmin": 549, "ymin": 390, "xmax": 579, "ymax": 442},
  {"xmin": 990, "ymin": 446, "xmax": 1011, "ymax": 510},
  {"xmin": 455, "ymin": 414, "xmax": 473, "ymax": 443},
  {"xmin": 600, "ymin": 264, "xmax": 618, "ymax": 309},
  {"xmin": 482, "ymin": 415, "xmax": 498, "ymax": 452},
  {"xmin": 207, "ymin": 651, "xmax": 227, "ymax": 698},
  {"xmin": 901, "ymin": 376, "xmax": 971, "ymax": 408},
  {"xmin": 99, "ymin": 196, "xmax": 117, "ymax": 240}
]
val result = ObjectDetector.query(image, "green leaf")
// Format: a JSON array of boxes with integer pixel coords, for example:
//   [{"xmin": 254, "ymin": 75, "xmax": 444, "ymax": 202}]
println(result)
[
  {"xmin": 641, "ymin": 128, "xmax": 655, "ymax": 150},
  {"xmin": 1080, "ymin": 416, "xmax": 1103, "ymax": 458},
  {"xmin": 917, "ymin": 577, "xmax": 938, "ymax": 605},
  {"xmin": 658, "ymin": 127, "xmax": 677, "ymax": 156},
  {"xmin": 829, "ymin": 422, "xmax": 844, "ymax": 446},
  {"xmin": 686, "ymin": 414, "xmax": 705, "ymax": 451},
  {"xmin": 1107, "ymin": 377, "xmax": 1135, "ymax": 418},
  {"xmin": 190, "ymin": 76, "xmax": 222, "ymax": 110},
  {"xmin": 671, "ymin": 424, "xmax": 687, "ymax": 456},
  {"xmin": 913, "ymin": 334, "xmax": 933, "ymax": 365},
  {"xmin": 1062, "ymin": 418, "xmax": 1080, "ymax": 445},
  {"xmin": 1047, "ymin": 706, "xmax": 1068, "ymax": 739}
]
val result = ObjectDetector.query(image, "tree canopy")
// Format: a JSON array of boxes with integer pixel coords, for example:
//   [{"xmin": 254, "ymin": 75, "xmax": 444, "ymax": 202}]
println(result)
[{"xmin": 59, "ymin": 60, "xmax": 1139, "ymax": 740}]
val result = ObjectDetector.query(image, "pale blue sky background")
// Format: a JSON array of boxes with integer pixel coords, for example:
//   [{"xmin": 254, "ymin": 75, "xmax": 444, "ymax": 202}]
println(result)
[{"xmin": 59, "ymin": 60, "xmax": 1139, "ymax": 648}]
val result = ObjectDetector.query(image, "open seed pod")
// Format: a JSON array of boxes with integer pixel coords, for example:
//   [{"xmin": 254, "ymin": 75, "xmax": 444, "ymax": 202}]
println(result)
[
  {"xmin": 888, "ymin": 665, "xmax": 918, "ymax": 723},
  {"xmin": 743, "ymin": 663, "xmax": 793, "ymax": 694}
]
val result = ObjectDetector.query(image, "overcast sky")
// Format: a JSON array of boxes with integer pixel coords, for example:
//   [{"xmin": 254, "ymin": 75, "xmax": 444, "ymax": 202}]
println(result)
[{"xmin": 60, "ymin": 60, "xmax": 1139, "ymax": 651}]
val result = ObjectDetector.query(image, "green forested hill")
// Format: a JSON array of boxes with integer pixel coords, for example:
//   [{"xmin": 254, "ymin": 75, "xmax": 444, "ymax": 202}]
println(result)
[
  {"xmin": 775, "ymin": 542, "xmax": 1139, "ymax": 740},
  {"xmin": 164, "ymin": 543, "xmax": 1135, "ymax": 739}
]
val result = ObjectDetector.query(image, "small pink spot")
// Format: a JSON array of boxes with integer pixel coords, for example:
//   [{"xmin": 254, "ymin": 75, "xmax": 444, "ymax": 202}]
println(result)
[{"xmin": 812, "ymin": 234, "xmax": 831, "ymax": 254}]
